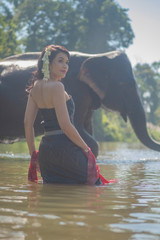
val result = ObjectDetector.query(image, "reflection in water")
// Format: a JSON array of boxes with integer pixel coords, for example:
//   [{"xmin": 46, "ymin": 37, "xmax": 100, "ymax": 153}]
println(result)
[{"xmin": 0, "ymin": 142, "xmax": 160, "ymax": 240}]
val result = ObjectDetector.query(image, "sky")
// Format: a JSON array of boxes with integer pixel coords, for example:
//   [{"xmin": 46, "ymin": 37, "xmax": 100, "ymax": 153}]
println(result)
[{"xmin": 116, "ymin": 0, "xmax": 160, "ymax": 66}]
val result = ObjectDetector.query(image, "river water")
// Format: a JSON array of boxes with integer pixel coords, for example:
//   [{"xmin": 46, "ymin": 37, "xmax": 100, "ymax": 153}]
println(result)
[{"xmin": 0, "ymin": 141, "xmax": 160, "ymax": 240}]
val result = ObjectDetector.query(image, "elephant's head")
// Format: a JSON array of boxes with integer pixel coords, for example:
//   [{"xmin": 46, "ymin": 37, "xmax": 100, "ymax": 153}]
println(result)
[{"xmin": 79, "ymin": 51, "xmax": 160, "ymax": 152}]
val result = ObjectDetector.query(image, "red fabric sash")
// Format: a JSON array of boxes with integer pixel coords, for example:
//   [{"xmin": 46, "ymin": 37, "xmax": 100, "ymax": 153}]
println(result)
[
  {"xmin": 83, "ymin": 148, "xmax": 117, "ymax": 185},
  {"xmin": 28, "ymin": 150, "xmax": 39, "ymax": 182}
]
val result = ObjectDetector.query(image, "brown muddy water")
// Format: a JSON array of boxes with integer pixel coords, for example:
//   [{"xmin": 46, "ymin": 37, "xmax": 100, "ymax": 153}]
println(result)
[{"xmin": 0, "ymin": 141, "xmax": 160, "ymax": 240}]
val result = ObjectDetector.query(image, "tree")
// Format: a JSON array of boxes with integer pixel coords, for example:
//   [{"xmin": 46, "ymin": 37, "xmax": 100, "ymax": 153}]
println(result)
[
  {"xmin": 134, "ymin": 62, "xmax": 160, "ymax": 124},
  {"xmin": 10, "ymin": 0, "xmax": 134, "ymax": 52},
  {"xmin": 0, "ymin": 1, "xmax": 20, "ymax": 59},
  {"xmin": 75, "ymin": 0, "xmax": 134, "ymax": 53}
]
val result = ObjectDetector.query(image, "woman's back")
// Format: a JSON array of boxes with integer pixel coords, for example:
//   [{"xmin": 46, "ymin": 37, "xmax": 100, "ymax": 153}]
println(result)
[{"xmin": 30, "ymin": 80, "xmax": 70, "ymax": 109}]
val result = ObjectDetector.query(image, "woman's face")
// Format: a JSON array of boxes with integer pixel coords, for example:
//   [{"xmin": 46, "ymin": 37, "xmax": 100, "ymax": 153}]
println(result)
[{"xmin": 49, "ymin": 52, "xmax": 69, "ymax": 81}]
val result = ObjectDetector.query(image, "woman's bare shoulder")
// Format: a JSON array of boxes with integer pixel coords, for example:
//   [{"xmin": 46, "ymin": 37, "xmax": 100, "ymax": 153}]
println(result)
[
  {"xmin": 48, "ymin": 81, "xmax": 64, "ymax": 96},
  {"xmin": 32, "ymin": 80, "xmax": 64, "ymax": 91},
  {"xmin": 50, "ymin": 82, "xmax": 66, "ymax": 104},
  {"xmin": 50, "ymin": 81, "xmax": 64, "ymax": 90}
]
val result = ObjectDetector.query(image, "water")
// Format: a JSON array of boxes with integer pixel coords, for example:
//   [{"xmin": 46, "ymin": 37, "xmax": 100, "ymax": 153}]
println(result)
[{"xmin": 0, "ymin": 141, "xmax": 160, "ymax": 240}]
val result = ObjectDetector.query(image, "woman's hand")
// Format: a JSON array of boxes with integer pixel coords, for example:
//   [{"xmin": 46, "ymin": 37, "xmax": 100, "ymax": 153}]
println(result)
[{"xmin": 83, "ymin": 146, "xmax": 90, "ymax": 153}]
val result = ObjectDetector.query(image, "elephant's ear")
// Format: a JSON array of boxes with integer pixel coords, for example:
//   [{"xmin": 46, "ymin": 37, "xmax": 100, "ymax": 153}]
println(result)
[{"xmin": 79, "ymin": 59, "xmax": 106, "ymax": 100}]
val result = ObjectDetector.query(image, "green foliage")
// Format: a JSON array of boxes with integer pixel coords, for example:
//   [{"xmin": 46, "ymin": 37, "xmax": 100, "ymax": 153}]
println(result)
[
  {"xmin": 134, "ymin": 62, "xmax": 160, "ymax": 124},
  {"xmin": 93, "ymin": 109, "xmax": 138, "ymax": 142},
  {"xmin": 147, "ymin": 123, "xmax": 160, "ymax": 142},
  {"xmin": 4, "ymin": 0, "xmax": 134, "ymax": 53},
  {"xmin": 93, "ymin": 108, "xmax": 160, "ymax": 143},
  {"xmin": 92, "ymin": 109, "xmax": 105, "ymax": 141},
  {"xmin": 0, "ymin": 1, "xmax": 20, "ymax": 59},
  {"xmin": 102, "ymin": 111, "xmax": 122, "ymax": 141},
  {"xmin": 81, "ymin": 0, "xmax": 134, "ymax": 53}
]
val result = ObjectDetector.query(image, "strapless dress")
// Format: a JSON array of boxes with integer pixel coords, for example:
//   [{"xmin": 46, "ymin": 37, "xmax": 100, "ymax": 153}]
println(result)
[{"xmin": 38, "ymin": 97, "xmax": 88, "ymax": 184}]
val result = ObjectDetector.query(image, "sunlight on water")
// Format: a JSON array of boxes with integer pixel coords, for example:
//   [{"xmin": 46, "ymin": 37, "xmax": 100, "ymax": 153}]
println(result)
[{"xmin": 0, "ymin": 142, "xmax": 160, "ymax": 240}]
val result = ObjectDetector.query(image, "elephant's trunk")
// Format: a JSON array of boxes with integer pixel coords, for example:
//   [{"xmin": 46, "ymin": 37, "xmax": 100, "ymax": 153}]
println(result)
[{"xmin": 127, "ymin": 89, "xmax": 160, "ymax": 151}]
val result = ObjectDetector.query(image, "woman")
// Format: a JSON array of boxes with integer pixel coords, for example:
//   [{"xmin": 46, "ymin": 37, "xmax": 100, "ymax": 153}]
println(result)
[{"xmin": 24, "ymin": 44, "xmax": 98, "ymax": 184}]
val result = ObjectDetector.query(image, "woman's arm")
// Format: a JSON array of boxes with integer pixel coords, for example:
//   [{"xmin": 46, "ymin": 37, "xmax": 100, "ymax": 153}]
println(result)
[
  {"xmin": 24, "ymin": 94, "xmax": 38, "ymax": 156},
  {"xmin": 53, "ymin": 83, "xmax": 89, "ymax": 151}
]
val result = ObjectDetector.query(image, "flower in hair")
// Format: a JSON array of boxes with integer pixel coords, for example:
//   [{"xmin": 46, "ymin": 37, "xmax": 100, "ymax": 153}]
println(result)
[{"xmin": 42, "ymin": 48, "xmax": 51, "ymax": 81}]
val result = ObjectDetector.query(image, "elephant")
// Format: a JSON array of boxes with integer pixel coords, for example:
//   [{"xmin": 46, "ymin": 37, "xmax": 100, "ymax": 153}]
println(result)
[{"xmin": 0, "ymin": 50, "xmax": 160, "ymax": 157}]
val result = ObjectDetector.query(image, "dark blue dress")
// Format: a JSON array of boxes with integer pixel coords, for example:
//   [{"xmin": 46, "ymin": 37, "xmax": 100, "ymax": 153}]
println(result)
[{"xmin": 38, "ymin": 97, "xmax": 88, "ymax": 184}]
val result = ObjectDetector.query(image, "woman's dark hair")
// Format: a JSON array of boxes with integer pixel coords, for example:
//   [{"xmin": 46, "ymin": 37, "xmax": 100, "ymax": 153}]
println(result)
[{"xmin": 26, "ymin": 44, "xmax": 70, "ymax": 93}]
